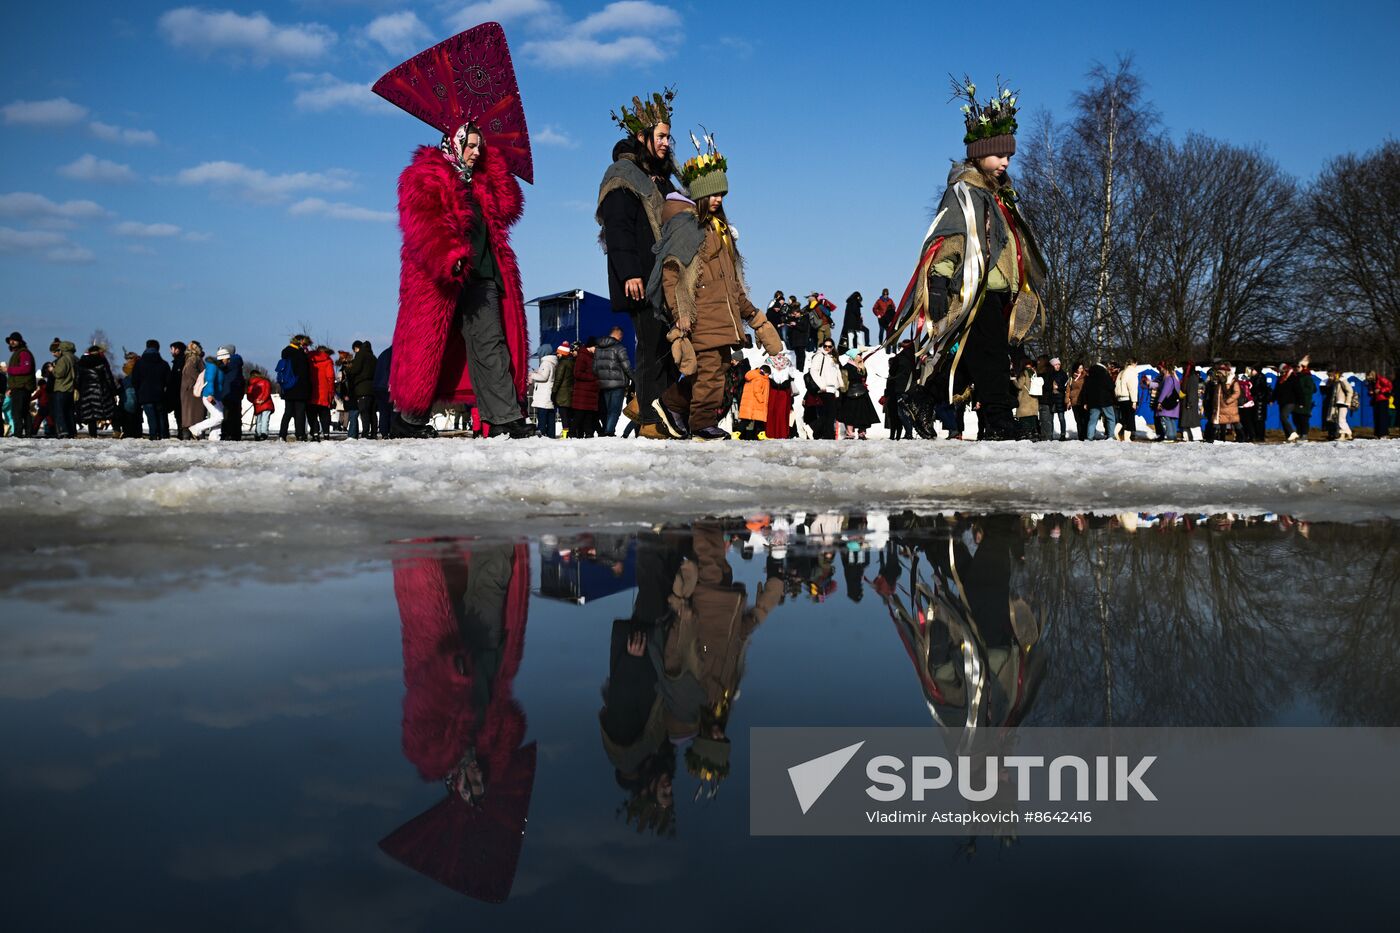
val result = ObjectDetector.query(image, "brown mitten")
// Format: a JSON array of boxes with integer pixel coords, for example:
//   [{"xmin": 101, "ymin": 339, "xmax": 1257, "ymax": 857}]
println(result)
[
  {"xmin": 751, "ymin": 319, "xmax": 784, "ymax": 356},
  {"xmin": 666, "ymin": 327, "xmax": 698, "ymax": 376}
]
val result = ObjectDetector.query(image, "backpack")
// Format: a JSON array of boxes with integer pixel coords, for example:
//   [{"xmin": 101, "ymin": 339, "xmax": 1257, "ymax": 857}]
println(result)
[
  {"xmin": 274, "ymin": 356, "xmax": 297, "ymax": 391},
  {"xmin": 192, "ymin": 370, "xmax": 205, "ymax": 398}
]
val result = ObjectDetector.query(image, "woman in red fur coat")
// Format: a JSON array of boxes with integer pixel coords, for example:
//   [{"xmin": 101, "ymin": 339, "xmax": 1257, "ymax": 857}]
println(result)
[{"xmin": 389, "ymin": 122, "xmax": 532, "ymax": 439}]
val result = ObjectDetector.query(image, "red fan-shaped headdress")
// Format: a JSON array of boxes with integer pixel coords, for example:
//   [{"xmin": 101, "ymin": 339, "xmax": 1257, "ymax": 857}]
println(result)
[{"xmin": 372, "ymin": 22, "xmax": 534, "ymax": 184}]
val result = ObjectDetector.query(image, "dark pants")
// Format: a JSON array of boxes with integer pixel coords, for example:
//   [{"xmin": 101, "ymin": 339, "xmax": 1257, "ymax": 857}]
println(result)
[
  {"xmin": 962, "ymin": 291, "xmax": 1014, "ymax": 437},
  {"xmin": 10, "ymin": 386, "xmax": 32, "ymax": 436},
  {"xmin": 1019, "ymin": 414, "xmax": 1040, "ymax": 440},
  {"xmin": 811, "ymin": 393, "xmax": 838, "ymax": 439},
  {"xmin": 1037, "ymin": 405, "xmax": 1054, "ymax": 442},
  {"xmin": 1293, "ymin": 408, "xmax": 1311, "ymax": 439},
  {"xmin": 1073, "ymin": 406, "xmax": 1089, "ymax": 440},
  {"xmin": 280, "ymin": 399, "xmax": 308, "ymax": 439},
  {"xmin": 600, "ymin": 387, "xmax": 626, "ymax": 435},
  {"xmin": 142, "ymin": 403, "xmax": 170, "ymax": 439},
  {"xmin": 376, "ymin": 392, "xmax": 393, "ymax": 438},
  {"xmin": 787, "ymin": 328, "xmax": 808, "ymax": 370},
  {"xmin": 456, "ymin": 280, "xmax": 522, "ymax": 427},
  {"xmin": 1116, "ymin": 401, "xmax": 1135, "ymax": 437},
  {"xmin": 354, "ymin": 395, "xmax": 377, "ymax": 438},
  {"xmin": 630, "ymin": 306, "xmax": 678, "ymax": 427},
  {"xmin": 535, "ymin": 407, "xmax": 555, "ymax": 438},
  {"xmin": 1372, "ymin": 402, "xmax": 1390, "ymax": 438},
  {"xmin": 52, "ymin": 390, "xmax": 76, "ymax": 437},
  {"xmin": 220, "ymin": 397, "xmax": 241, "ymax": 440}
]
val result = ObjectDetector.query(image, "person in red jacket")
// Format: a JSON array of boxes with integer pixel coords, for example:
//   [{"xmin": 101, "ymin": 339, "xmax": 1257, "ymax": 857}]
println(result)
[
  {"xmin": 245, "ymin": 370, "xmax": 274, "ymax": 440},
  {"xmin": 307, "ymin": 345, "xmax": 336, "ymax": 441},
  {"xmin": 1366, "ymin": 371, "xmax": 1393, "ymax": 439},
  {"xmin": 872, "ymin": 288, "xmax": 897, "ymax": 344},
  {"xmin": 569, "ymin": 338, "xmax": 602, "ymax": 438}
]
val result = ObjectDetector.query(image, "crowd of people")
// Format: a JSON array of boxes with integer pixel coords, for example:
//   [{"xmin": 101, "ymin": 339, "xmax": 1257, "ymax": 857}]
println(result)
[
  {"xmin": 3, "ymin": 326, "xmax": 1394, "ymax": 444},
  {"xmin": 0, "ymin": 330, "xmax": 396, "ymax": 442},
  {"xmin": 10, "ymin": 54, "xmax": 1393, "ymax": 446}
]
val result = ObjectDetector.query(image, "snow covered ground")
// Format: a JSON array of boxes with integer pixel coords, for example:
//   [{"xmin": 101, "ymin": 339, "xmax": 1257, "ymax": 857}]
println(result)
[{"xmin": 3, "ymin": 436, "xmax": 1398, "ymax": 530}]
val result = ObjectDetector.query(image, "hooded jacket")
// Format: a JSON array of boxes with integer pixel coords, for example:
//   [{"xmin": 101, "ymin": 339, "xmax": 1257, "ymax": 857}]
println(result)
[
  {"xmin": 51, "ymin": 341, "xmax": 78, "ymax": 393},
  {"xmin": 345, "ymin": 345, "xmax": 376, "ymax": 398},
  {"xmin": 246, "ymin": 374, "xmax": 274, "ymax": 414},
  {"xmin": 527, "ymin": 352, "xmax": 557, "ymax": 409},
  {"xmin": 308, "ymin": 349, "xmax": 335, "ymax": 407}
]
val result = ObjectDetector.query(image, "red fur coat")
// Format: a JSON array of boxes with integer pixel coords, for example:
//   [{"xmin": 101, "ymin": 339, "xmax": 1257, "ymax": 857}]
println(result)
[
  {"xmin": 393, "ymin": 542, "xmax": 531, "ymax": 782},
  {"xmin": 389, "ymin": 145, "xmax": 528, "ymax": 416}
]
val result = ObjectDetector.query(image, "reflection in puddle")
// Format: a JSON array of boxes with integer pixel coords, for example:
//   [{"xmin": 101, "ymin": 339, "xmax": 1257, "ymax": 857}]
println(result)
[
  {"xmin": 3, "ymin": 510, "xmax": 1398, "ymax": 925},
  {"xmin": 380, "ymin": 542, "xmax": 534, "ymax": 903}
]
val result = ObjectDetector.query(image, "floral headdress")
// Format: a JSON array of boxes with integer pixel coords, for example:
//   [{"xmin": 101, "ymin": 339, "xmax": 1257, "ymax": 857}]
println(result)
[
  {"xmin": 610, "ymin": 87, "xmax": 676, "ymax": 136},
  {"xmin": 679, "ymin": 128, "xmax": 728, "ymax": 199},
  {"xmin": 949, "ymin": 74, "xmax": 1020, "ymax": 158}
]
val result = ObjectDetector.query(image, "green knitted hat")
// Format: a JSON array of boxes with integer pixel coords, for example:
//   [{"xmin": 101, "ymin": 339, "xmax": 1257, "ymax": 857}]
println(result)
[{"xmin": 687, "ymin": 167, "xmax": 728, "ymax": 200}]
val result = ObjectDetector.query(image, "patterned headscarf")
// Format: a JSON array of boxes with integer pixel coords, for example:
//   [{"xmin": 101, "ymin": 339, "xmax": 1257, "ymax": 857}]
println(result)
[{"xmin": 439, "ymin": 122, "xmax": 481, "ymax": 184}]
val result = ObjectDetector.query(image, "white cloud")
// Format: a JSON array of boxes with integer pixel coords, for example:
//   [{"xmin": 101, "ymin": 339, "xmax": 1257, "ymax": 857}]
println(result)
[
  {"xmin": 2, "ymin": 97, "xmax": 89, "ymax": 126},
  {"xmin": 175, "ymin": 160, "xmax": 354, "ymax": 203},
  {"xmin": 58, "ymin": 154, "xmax": 137, "ymax": 183},
  {"xmin": 535, "ymin": 124, "xmax": 577, "ymax": 148},
  {"xmin": 288, "ymin": 197, "xmax": 393, "ymax": 223},
  {"xmin": 157, "ymin": 7, "xmax": 336, "ymax": 65},
  {"xmin": 184, "ymin": 231, "xmax": 214, "ymax": 242},
  {"xmin": 517, "ymin": 2, "xmax": 682, "ymax": 69},
  {"xmin": 46, "ymin": 246, "xmax": 96, "ymax": 263},
  {"xmin": 363, "ymin": 11, "xmax": 431, "ymax": 55},
  {"xmin": 0, "ymin": 192, "xmax": 110, "ymax": 227},
  {"xmin": 288, "ymin": 73, "xmax": 391, "ymax": 113},
  {"xmin": 0, "ymin": 227, "xmax": 68, "ymax": 250},
  {"xmin": 114, "ymin": 221, "xmax": 183, "ymax": 238},
  {"xmin": 446, "ymin": 0, "xmax": 563, "ymax": 31},
  {"xmin": 126, "ymin": 244, "xmax": 158, "ymax": 255},
  {"xmin": 90, "ymin": 121, "xmax": 160, "ymax": 146},
  {"xmin": 0, "ymin": 226, "xmax": 95, "ymax": 264}
]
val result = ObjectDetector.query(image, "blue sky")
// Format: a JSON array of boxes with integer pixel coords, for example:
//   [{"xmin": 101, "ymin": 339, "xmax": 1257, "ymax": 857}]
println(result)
[{"xmin": 2, "ymin": 0, "xmax": 1397, "ymax": 368}]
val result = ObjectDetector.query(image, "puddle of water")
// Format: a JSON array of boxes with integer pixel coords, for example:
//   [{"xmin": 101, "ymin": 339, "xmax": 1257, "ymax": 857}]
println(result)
[{"xmin": 2, "ymin": 511, "xmax": 1397, "ymax": 929}]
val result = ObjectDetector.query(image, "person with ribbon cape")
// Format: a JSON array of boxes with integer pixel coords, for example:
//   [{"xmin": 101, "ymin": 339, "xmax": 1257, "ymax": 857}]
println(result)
[{"xmin": 890, "ymin": 76, "xmax": 1049, "ymax": 440}]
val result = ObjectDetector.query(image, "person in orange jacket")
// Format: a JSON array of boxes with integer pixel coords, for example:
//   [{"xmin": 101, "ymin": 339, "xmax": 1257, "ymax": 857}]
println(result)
[
  {"xmin": 246, "ymin": 369, "xmax": 275, "ymax": 440},
  {"xmin": 308, "ymin": 345, "xmax": 336, "ymax": 441},
  {"xmin": 737, "ymin": 365, "xmax": 771, "ymax": 439}
]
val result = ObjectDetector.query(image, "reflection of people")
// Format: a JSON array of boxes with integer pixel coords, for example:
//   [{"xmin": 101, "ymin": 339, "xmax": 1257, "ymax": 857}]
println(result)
[
  {"xmin": 662, "ymin": 522, "xmax": 782, "ymax": 799},
  {"xmin": 380, "ymin": 540, "xmax": 535, "ymax": 904},
  {"xmin": 879, "ymin": 514, "xmax": 1046, "ymax": 736},
  {"xmin": 600, "ymin": 528, "xmax": 688, "ymax": 836}
]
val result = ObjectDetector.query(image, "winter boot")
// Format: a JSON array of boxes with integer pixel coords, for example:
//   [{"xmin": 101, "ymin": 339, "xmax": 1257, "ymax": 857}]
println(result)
[
  {"xmin": 486, "ymin": 419, "xmax": 534, "ymax": 439},
  {"xmin": 391, "ymin": 419, "xmax": 439, "ymax": 439},
  {"xmin": 639, "ymin": 424, "xmax": 673, "ymax": 440},
  {"xmin": 693, "ymin": 426, "xmax": 729, "ymax": 441}
]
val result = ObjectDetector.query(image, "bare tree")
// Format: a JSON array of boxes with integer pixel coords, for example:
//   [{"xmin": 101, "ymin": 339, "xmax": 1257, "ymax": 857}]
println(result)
[
  {"xmin": 1018, "ymin": 110, "xmax": 1101, "ymax": 361},
  {"xmin": 1072, "ymin": 56, "xmax": 1158, "ymax": 360},
  {"xmin": 1308, "ymin": 139, "xmax": 1400, "ymax": 370}
]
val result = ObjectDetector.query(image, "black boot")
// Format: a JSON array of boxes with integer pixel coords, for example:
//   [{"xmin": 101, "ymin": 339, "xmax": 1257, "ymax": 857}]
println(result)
[
  {"xmin": 486, "ymin": 419, "xmax": 534, "ymax": 439},
  {"xmin": 391, "ymin": 419, "xmax": 438, "ymax": 439}
]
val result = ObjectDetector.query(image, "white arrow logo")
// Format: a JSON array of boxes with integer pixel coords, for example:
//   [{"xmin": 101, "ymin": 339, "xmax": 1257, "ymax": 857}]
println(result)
[{"xmin": 787, "ymin": 741, "xmax": 865, "ymax": 814}]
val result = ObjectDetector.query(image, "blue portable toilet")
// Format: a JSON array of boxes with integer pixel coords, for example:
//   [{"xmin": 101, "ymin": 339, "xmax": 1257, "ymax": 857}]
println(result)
[{"xmin": 529, "ymin": 289, "xmax": 634, "ymax": 355}]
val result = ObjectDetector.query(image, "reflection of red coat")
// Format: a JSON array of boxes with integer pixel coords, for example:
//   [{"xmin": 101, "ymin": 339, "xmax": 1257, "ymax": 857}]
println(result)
[
  {"xmin": 385, "ymin": 541, "xmax": 534, "ymax": 904},
  {"xmin": 308, "ymin": 351, "xmax": 335, "ymax": 407},
  {"xmin": 393, "ymin": 542, "xmax": 531, "ymax": 782},
  {"xmin": 389, "ymin": 145, "xmax": 528, "ymax": 416}
]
